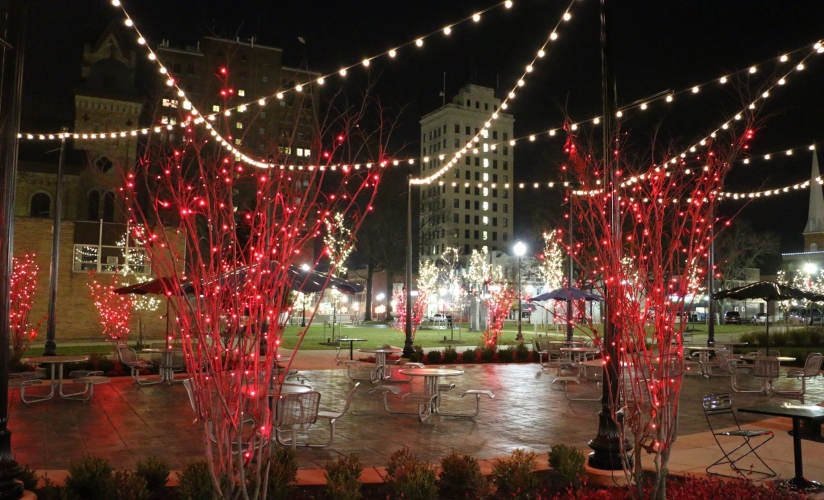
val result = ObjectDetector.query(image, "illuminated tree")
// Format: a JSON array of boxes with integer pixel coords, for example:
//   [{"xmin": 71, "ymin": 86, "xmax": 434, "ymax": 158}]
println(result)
[
  {"xmin": 567, "ymin": 120, "xmax": 752, "ymax": 498},
  {"xmin": 119, "ymin": 226, "xmax": 162, "ymax": 346},
  {"xmin": 483, "ymin": 286, "xmax": 514, "ymax": 347},
  {"xmin": 124, "ymin": 67, "xmax": 394, "ymax": 498},
  {"xmin": 10, "ymin": 254, "xmax": 41, "ymax": 366},
  {"xmin": 88, "ymin": 272, "xmax": 134, "ymax": 342},
  {"xmin": 392, "ymin": 287, "xmax": 427, "ymax": 339},
  {"xmin": 324, "ymin": 211, "xmax": 354, "ymax": 277}
]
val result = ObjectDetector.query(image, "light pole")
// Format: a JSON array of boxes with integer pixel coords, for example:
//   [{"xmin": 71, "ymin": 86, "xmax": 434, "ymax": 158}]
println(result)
[
  {"xmin": 300, "ymin": 263, "xmax": 310, "ymax": 327},
  {"xmin": 804, "ymin": 262, "xmax": 817, "ymax": 324},
  {"xmin": 376, "ymin": 293, "xmax": 386, "ymax": 321},
  {"xmin": 514, "ymin": 241, "xmax": 527, "ymax": 341}
]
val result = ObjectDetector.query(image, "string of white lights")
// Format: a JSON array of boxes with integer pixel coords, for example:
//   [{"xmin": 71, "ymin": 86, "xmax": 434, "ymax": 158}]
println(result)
[{"xmin": 411, "ymin": 0, "xmax": 579, "ymax": 185}]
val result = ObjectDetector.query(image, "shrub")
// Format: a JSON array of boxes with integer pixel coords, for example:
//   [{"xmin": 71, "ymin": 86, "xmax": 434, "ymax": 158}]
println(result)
[
  {"xmin": 37, "ymin": 475, "xmax": 65, "ymax": 500},
  {"xmin": 461, "ymin": 348, "xmax": 477, "ymax": 363},
  {"xmin": 480, "ymin": 346, "xmax": 496, "ymax": 363},
  {"xmin": 515, "ymin": 342, "xmax": 530, "ymax": 362},
  {"xmin": 438, "ymin": 451, "xmax": 488, "ymax": 498},
  {"xmin": 18, "ymin": 464, "xmax": 39, "ymax": 491},
  {"xmin": 497, "ymin": 346, "xmax": 515, "ymax": 363},
  {"xmin": 325, "ymin": 453, "xmax": 363, "ymax": 500},
  {"xmin": 177, "ymin": 461, "xmax": 215, "ymax": 500},
  {"xmin": 809, "ymin": 328, "xmax": 823, "ymax": 346},
  {"xmin": 790, "ymin": 329, "xmax": 810, "ymax": 347},
  {"xmin": 754, "ymin": 332, "xmax": 769, "ymax": 347},
  {"xmin": 135, "ymin": 456, "xmax": 170, "ymax": 496},
  {"xmin": 492, "ymin": 449, "xmax": 539, "ymax": 499},
  {"xmin": 88, "ymin": 353, "xmax": 116, "ymax": 375},
  {"xmin": 65, "ymin": 456, "xmax": 113, "ymax": 500},
  {"xmin": 409, "ymin": 345, "xmax": 425, "ymax": 363},
  {"xmin": 442, "ymin": 346, "xmax": 459, "ymax": 364},
  {"xmin": 772, "ymin": 332, "xmax": 789, "ymax": 347},
  {"xmin": 548, "ymin": 444, "xmax": 586, "ymax": 486},
  {"xmin": 385, "ymin": 448, "xmax": 438, "ymax": 500},
  {"xmin": 267, "ymin": 446, "xmax": 299, "ymax": 500},
  {"xmin": 738, "ymin": 332, "xmax": 755, "ymax": 344},
  {"xmin": 111, "ymin": 470, "xmax": 150, "ymax": 500},
  {"xmin": 426, "ymin": 349, "xmax": 442, "ymax": 364}
]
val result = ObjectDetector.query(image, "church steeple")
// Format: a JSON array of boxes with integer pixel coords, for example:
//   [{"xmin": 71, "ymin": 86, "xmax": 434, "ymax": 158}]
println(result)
[{"xmin": 804, "ymin": 148, "xmax": 824, "ymax": 235}]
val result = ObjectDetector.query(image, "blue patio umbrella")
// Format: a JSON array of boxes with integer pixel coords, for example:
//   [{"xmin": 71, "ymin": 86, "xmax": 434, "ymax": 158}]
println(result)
[{"xmin": 529, "ymin": 287, "xmax": 603, "ymax": 303}]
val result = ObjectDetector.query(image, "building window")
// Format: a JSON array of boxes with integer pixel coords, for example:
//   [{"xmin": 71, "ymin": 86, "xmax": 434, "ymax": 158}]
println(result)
[
  {"xmin": 465, "ymin": 229, "xmax": 470, "ymax": 238},
  {"xmin": 484, "ymin": 103, "xmax": 489, "ymax": 110},
  {"xmin": 482, "ymin": 201, "xmax": 489, "ymax": 211},
  {"xmin": 453, "ymin": 185, "xmax": 459, "ymax": 193},
  {"xmin": 465, "ymin": 156, "xmax": 471, "ymax": 165},
  {"xmin": 493, "ymin": 217, "xmax": 498, "ymax": 226},
  {"xmin": 474, "ymin": 157, "xmax": 480, "ymax": 166},
  {"xmin": 30, "ymin": 192, "xmax": 51, "ymax": 217},
  {"xmin": 483, "ymin": 216, "xmax": 489, "ymax": 225},
  {"xmin": 503, "ymin": 218, "xmax": 508, "ymax": 227},
  {"xmin": 493, "ymin": 131, "xmax": 498, "ymax": 139},
  {"xmin": 236, "ymin": 122, "xmax": 243, "ymax": 129},
  {"xmin": 162, "ymin": 98, "xmax": 178, "ymax": 108},
  {"xmin": 87, "ymin": 191, "xmax": 100, "ymax": 220},
  {"xmin": 465, "ymin": 244, "xmax": 470, "ymax": 254},
  {"xmin": 503, "ymin": 161, "xmax": 509, "ymax": 171},
  {"xmin": 492, "ymin": 189, "xmax": 498, "ymax": 198},
  {"xmin": 483, "ymin": 187, "xmax": 489, "ymax": 197},
  {"xmin": 465, "ymin": 186, "xmax": 470, "ymax": 195},
  {"xmin": 493, "ymin": 160, "xmax": 498, "ymax": 169},
  {"xmin": 453, "ymin": 213, "xmax": 459, "ymax": 223},
  {"xmin": 504, "ymin": 204, "xmax": 508, "ymax": 214},
  {"xmin": 95, "ymin": 156, "xmax": 113, "ymax": 173},
  {"xmin": 475, "ymin": 101, "xmax": 480, "ymax": 108},
  {"xmin": 454, "ymin": 169, "xmax": 460, "ymax": 178},
  {"xmin": 102, "ymin": 191, "xmax": 115, "ymax": 222},
  {"xmin": 503, "ymin": 233, "xmax": 508, "ymax": 242},
  {"xmin": 238, "ymin": 89, "xmax": 245, "ymax": 96},
  {"xmin": 212, "ymin": 104, "xmax": 220, "ymax": 112},
  {"xmin": 474, "ymin": 187, "xmax": 480, "ymax": 196},
  {"xmin": 465, "ymin": 171, "xmax": 471, "ymax": 180},
  {"xmin": 464, "ymin": 200, "xmax": 470, "ymax": 209},
  {"xmin": 475, "ymin": 172, "xmax": 480, "ymax": 181},
  {"xmin": 813, "ymin": 243, "xmax": 819, "ymax": 251},
  {"xmin": 466, "ymin": 99, "xmax": 471, "ymax": 107},
  {"xmin": 493, "ymin": 174, "xmax": 498, "ymax": 182},
  {"xmin": 503, "ymin": 146, "xmax": 508, "ymax": 156},
  {"xmin": 474, "ymin": 215, "xmax": 479, "ymax": 224},
  {"xmin": 503, "ymin": 132, "xmax": 508, "ymax": 140},
  {"xmin": 72, "ymin": 244, "xmax": 151, "ymax": 275},
  {"xmin": 453, "ymin": 198, "xmax": 459, "ymax": 208},
  {"xmin": 492, "ymin": 232, "xmax": 498, "ymax": 241},
  {"xmin": 474, "ymin": 230, "xmax": 480, "ymax": 240},
  {"xmin": 465, "ymin": 214, "xmax": 470, "ymax": 224},
  {"xmin": 482, "ymin": 231, "xmax": 488, "ymax": 241},
  {"xmin": 235, "ymin": 138, "xmax": 242, "ymax": 145},
  {"xmin": 503, "ymin": 190, "xmax": 508, "ymax": 199},
  {"xmin": 493, "ymin": 203, "xmax": 498, "ymax": 212},
  {"xmin": 465, "ymin": 126, "xmax": 470, "ymax": 135}
]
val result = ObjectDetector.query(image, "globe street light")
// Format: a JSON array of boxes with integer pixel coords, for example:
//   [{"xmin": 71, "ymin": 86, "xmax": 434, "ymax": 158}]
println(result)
[
  {"xmin": 300, "ymin": 263, "xmax": 310, "ymax": 327},
  {"xmin": 513, "ymin": 241, "xmax": 527, "ymax": 341}
]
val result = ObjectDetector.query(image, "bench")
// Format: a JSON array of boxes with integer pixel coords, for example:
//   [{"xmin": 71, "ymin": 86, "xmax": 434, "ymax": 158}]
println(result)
[
  {"xmin": 70, "ymin": 376, "xmax": 111, "ymax": 401},
  {"xmin": 10, "ymin": 377, "xmax": 46, "ymax": 404}
]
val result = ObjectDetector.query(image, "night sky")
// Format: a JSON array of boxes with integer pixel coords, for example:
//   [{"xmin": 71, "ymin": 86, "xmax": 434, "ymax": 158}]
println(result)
[{"xmin": 21, "ymin": 0, "xmax": 824, "ymax": 270}]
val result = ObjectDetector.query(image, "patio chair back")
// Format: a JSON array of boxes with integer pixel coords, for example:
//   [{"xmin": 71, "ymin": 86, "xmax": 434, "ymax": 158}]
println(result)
[
  {"xmin": 277, "ymin": 391, "xmax": 321, "ymax": 427},
  {"xmin": 116, "ymin": 345, "xmax": 138, "ymax": 367},
  {"xmin": 753, "ymin": 356, "xmax": 779, "ymax": 380},
  {"xmin": 702, "ymin": 393, "xmax": 735, "ymax": 418},
  {"xmin": 800, "ymin": 352, "xmax": 823, "ymax": 376},
  {"xmin": 169, "ymin": 348, "xmax": 186, "ymax": 372}
]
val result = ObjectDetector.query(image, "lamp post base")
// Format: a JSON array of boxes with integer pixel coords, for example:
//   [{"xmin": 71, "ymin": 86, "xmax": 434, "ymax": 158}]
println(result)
[
  {"xmin": 588, "ymin": 408, "xmax": 632, "ymax": 470},
  {"xmin": 43, "ymin": 340, "xmax": 57, "ymax": 357}
]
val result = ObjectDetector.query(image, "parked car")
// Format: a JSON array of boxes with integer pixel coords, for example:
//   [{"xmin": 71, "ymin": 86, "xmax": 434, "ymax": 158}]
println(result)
[
  {"xmin": 788, "ymin": 307, "xmax": 824, "ymax": 326},
  {"xmin": 751, "ymin": 313, "xmax": 778, "ymax": 325},
  {"xmin": 723, "ymin": 311, "xmax": 742, "ymax": 325}
]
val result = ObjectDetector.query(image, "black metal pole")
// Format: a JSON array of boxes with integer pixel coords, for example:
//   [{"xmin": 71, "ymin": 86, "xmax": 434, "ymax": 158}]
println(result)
[
  {"xmin": 403, "ymin": 177, "xmax": 414, "ymax": 357},
  {"xmin": 0, "ymin": 0, "xmax": 28, "ymax": 496},
  {"xmin": 567, "ymin": 198, "xmax": 574, "ymax": 341},
  {"xmin": 707, "ymin": 208, "xmax": 715, "ymax": 346},
  {"xmin": 301, "ymin": 303, "xmax": 306, "ymax": 328},
  {"xmin": 588, "ymin": 0, "xmax": 630, "ymax": 471},
  {"xmin": 44, "ymin": 127, "xmax": 68, "ymax": 356},
  {"xmin": 516, "ymin": 255, "xmax": 523, "ymax": 341}
]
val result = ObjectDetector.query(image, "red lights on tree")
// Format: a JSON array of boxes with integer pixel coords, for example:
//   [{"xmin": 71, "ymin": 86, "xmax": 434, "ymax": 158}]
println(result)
[
  {"xmin": 10, "ymin": 254, "xmax": 42, "ymax": 366},
  {"xmin": 88, "ymin": 272, "xmax": 133, "ymax": 343}
]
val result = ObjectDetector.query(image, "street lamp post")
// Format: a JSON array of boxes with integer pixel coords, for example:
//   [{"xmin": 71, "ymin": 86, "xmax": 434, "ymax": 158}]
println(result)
[
  {"xmin": 300, "ymin": 264, "xmax": 310, "ymax": 327},
  {"xmin": 514, "ymin": 241, "xmax": 527, "ymax": 341}
]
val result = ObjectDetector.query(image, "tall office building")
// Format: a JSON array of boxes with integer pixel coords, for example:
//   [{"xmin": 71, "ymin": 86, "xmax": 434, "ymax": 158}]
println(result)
[{"xmin": 419, "ymin": 84, "xmax": 514, "ymax": 261}]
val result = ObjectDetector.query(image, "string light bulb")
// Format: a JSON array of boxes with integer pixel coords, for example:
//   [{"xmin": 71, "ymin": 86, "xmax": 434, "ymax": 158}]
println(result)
[{"xmin": 443, "ymin": 26, "xmax": 452, "ymax": 35}]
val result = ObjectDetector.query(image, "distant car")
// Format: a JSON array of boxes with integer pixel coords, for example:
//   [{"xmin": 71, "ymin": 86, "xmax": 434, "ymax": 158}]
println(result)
[
  {"xmin": 723, "ymin": 311, "xmax": 742, "ymax": 325},
  {"xmin": 788, "ymin": 307, "xmax": 824, "ymax": 326},
  {"xmin": 432, "ymin": 313, "xmax": 446, "ymax": 322},
  {"xmin": 751, "ymin": 313, "xmax": 767, "ymax": 325}
]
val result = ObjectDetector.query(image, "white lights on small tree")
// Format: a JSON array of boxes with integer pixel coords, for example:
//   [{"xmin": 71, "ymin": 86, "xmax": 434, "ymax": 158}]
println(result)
[{"xmin": 324, "ymin": 212, "xmax": 353, "ymax": 277}]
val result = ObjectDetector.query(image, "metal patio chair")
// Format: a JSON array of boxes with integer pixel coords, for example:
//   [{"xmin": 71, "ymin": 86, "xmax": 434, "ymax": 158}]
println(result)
[
  {"xmin": 782, "ymin": 352, "xmax": 823, "ymax": 396},
  {"xmin": 715, "ymin": 351, "xmax": 759, "ymax": 393},
  {"xmin": 752, "ymin": 356, "xmax": 780, "ymax": 394},
  {"xmin": 275, "ymin": 391, "xmax": 322, "ymax": 449},
  {"xmin": 314, "ymin": 382, "xmax": 360, "ymax": 447},
  {"xmin": 116, "ymin": 344, "xmax": 160, "ymax": 386},
  {"xmin": 702, "ymin": 393, "xmax": 776, "ymax": 480}
]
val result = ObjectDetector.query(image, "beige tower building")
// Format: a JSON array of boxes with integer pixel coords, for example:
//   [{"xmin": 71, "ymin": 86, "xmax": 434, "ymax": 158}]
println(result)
[
  {"xmin": 782, "ymin": 148, "xmax": 824, "ymax": 273},
  {"xmin": 419, "ymin": 85, "xmax": 514, "ymax": 261}
]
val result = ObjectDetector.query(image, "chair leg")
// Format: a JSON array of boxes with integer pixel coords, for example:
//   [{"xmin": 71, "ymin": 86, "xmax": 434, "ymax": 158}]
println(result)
[{"xmin": 706, "ymin": 434, "xmax": 777, "ymax": 480}]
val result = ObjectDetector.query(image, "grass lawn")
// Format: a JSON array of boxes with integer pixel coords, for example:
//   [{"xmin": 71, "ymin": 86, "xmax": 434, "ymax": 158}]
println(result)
[{"xmin": 37, "ymin": 321, "xmax": 769, "ymax": 358}]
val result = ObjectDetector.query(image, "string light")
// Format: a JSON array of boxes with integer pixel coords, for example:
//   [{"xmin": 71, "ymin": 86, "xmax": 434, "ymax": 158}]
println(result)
[{"xmin": 411, "ymin": 0, "xmax": 578, "ymax": 185}]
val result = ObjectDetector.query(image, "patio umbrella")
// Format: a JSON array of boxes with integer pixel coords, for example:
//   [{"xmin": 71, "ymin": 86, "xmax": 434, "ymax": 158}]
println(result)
[
  {"xmin": 528, "ymin": 287, "xmax": 603, "ymax": 340},
  {"xmin": 178, "ymin": 262, "xmax": 364, "ymax": 295},
  {"xmin": 115, "ymin": 277, "xmax": 187, "ymax": 348},
  {"xmin": 528, "ymin": 287, "xmax": 604, "ymax": 302},
  {"xmin": 712, "ymin": 281, "xmax": 824, "ymax": 355}
]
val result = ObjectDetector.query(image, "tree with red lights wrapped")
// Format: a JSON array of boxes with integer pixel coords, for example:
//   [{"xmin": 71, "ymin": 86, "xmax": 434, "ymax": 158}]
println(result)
[
  {"xmin": 483, "ymin": 286, "xmax": 514, "ymax": 347},
  {"xmin": 88, "ymin": 272, "xmax": 134, "ymax": 343},
  {"xmin": 10, "ymin": 254, "xmax": 41, "ymax": 366},
  {"xmin": 392, "ymin": 287, "xmax": 426, "ymax": 338},
  {"xmin": 566, "ymin": 119, "xmax": 753, "ymax": 498},
  {"xmin": 124, "ymin": 69, "xmax": 395, "ymax": 498}
]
